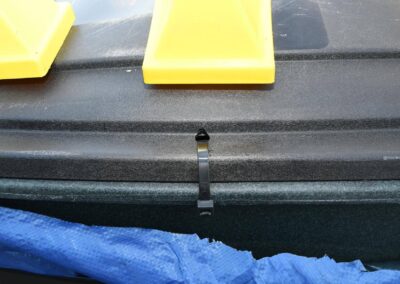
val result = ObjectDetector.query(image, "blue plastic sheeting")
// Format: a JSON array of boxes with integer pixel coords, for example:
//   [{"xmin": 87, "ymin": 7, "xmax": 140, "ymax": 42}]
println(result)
[{"xmin": 0, "ymin": 206, "xmax": 400, "ymax": 284}]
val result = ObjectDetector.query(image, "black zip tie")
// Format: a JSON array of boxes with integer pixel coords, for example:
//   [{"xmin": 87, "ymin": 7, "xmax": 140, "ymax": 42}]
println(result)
[{"xmin": 195, "ymin": 128, "xmax": 213, "ymax": 216}]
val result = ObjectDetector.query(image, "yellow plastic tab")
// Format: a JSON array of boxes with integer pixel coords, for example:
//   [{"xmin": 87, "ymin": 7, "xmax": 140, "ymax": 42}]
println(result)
[
  {"xmin": 0, "ymin": 0, "xmax": 74, "ymax": 80},
  {"xmin": 143, "ymin": 0, "xmax": 275, "ymax": 84}
]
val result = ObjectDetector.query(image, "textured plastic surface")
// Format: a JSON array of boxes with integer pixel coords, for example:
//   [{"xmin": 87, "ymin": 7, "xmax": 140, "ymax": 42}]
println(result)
[
  {"xmin": 0, "ymin": 0, "xmax": 74, "ymax": 79},
  {"xmin": 142, "ymin": 0, "xmax": 275, "ymax": 84},
  {"xmin": 2, "ymin": 178, "xmax": 400, "ymax": 206},
  {"xmin": 0, "ymin": 0, "xmax": 400, "ymax": 182},
  {"xmin": 1, "ymin": 206, "xmax": 400, "ymax": 284}
]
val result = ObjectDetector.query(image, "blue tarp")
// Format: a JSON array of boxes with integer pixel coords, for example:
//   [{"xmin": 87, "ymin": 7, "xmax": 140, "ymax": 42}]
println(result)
[{"xmin": 0, "ymin": 206, "xmax": 399, "ymax": 283}]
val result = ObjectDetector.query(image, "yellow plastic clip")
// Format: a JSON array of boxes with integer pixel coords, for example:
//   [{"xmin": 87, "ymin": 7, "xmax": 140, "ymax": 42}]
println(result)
[
  {"xmin": 143, "ymin": 0, "xmax": 275, "ymax": 84},
  {"xmin": 0, "ymin": 0, "xmax": 75, "ymax": 80}
]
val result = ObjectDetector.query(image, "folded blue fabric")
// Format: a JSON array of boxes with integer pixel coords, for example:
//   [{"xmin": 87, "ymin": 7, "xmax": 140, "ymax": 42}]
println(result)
[{"xmin": 0, "ymin": 206, "xmax": 399, "ymax": 284}]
